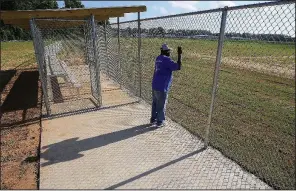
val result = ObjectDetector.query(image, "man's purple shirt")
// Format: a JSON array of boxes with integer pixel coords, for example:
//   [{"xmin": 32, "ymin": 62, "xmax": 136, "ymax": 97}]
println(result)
[{"xmin": 152, "ymin": 55, "xmax": 180, "ymax": 92}]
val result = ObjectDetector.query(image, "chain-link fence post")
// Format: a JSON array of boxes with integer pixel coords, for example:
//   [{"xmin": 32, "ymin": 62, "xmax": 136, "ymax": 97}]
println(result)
[
  {"xmin": 205, "ymin": 7, "xmax": 228, "ymax": 148},
  {"xmin": 30, "ymin": 18, "xmax": 51, "ymax": 116},
  {"xmin": 91, "ymin": 14, "xmax": 102, "ymax": 107},
  {"xmin": 117, "ymin": 17, "xmax": 122, "ymax": 89},
  {"xmin": 104, "ymin": 20, "xmax": 110, "ymax": 78},
  {"xmin": 137, "ymin": 12, "xmax": 142, "ymax": 98}
]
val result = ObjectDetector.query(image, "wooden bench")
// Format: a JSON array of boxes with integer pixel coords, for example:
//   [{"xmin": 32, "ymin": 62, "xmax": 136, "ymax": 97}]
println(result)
[{"xmin": 46, "ymin": 54, "xmax": 82, "ymax": 101}]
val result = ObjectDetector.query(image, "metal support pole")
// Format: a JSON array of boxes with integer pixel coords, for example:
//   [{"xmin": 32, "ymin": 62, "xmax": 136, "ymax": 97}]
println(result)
[
  {"xmin": 104, "ymin": 20, "xmax": 110, "ymax": 78},
  {"xmin": 86, "ymin": 19, "xmax": 96, "ymax": 99},
  {"xmin": 117, "ymin": 17, "xmax": 122, "ymax": 88},
  {"xmin": 47, "ymin": 55, "xmax": 53, "ymax": 101},
  {"xmin": 91, "ymin": 14, "xmax": 102, "ymax": 107},
  {"xmin": 205, "ymin": 7, "xmax": 228, "ymax": 147},
  {"xmin": 30, "ymin": 18, "xmax": 51, "ymax": 116},
  {"xmin": 137, "ymin": 12, "xmax": 142, "ymax": 98}
]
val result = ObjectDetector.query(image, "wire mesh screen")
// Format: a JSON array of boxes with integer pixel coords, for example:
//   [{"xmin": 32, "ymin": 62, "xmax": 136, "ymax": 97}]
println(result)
[
  {"xmin": 117, "ymin": 21, "xmax": 141, "ymax": 97},
  {"xmin": 32, "ymin": 18, "xmax": 102, "ymax": 116},
  {"xmin": 103, "ymin": 20, "xmax": 140, "ymax": 107},
  {"xmin": 103, "ymin": 25, "xmax": 120, "ymax": 83},
  {"xmin": 31, "ymin": 20, "xmax": 51, "ymax": 115},
  {"xmin": 137, "ymin": 11, "xmax": 222, "ymax": 140},
  {"xmin": 105, "ymin": 23, "xmax": 122, "ymax": 87},
  {"xmin": 85, "ymin": 18, "xmax": 102, "ymax": 106},
  {"xmin": 211, "ymin": 3, "xmax": 295, "ymax": 190}
]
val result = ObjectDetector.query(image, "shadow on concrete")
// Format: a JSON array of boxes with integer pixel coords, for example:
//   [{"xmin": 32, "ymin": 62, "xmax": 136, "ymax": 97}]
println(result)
[
  {"xmin": 105, "ymin": 147, "xmax": 207, "ymax": 189},
  {"xmin": 41, "ymin": 123, "xmax": 159, "ymax": 167}
]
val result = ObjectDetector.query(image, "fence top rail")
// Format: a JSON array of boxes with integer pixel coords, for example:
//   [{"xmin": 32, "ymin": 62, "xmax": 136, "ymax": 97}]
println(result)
[
  {"xmin": 35, "ymin": 18, "xmax": 87, "ymax": 22},
  {"xmin": 111, "ymin": 0, "xmax": 295, "ymax": 25},
  {"xmin": 227, "ymin": 0, "xmax": 294, "ymax": 11},
  {"xmin": 110, "ymin": 8, "xmax": 223, "ymax": 25}
]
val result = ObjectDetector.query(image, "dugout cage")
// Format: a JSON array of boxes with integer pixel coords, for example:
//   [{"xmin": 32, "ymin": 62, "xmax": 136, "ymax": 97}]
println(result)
[{"xmin": 1, "ymin": 6, "xmax": 146, "ymax": 117}]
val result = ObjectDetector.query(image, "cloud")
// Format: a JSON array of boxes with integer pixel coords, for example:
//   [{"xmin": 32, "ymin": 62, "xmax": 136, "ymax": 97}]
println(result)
[
  {"xmin": 169, "ymin": 1, "xmax": 199, "ymax": 11},
  {"xmin": 218, "ymin": 1, "xmax": 236, "ymax": 7},
  {"xmin": 109, "ymin": 17, "xmax": 117, "ymax": 24},
  {"xmin": 152, "ymin": 6, "xmax": 169, "ymax": 16},
  {"xmin": 152, "ymin": 6, "xmax": 158, "ymax": 10},
  {"xmin": 210, "ymin": 1, "xmax": 236, "ymax": 9},
  {"xmin": 159, "ymin": 7, "xmax": 169, "ymax": 15},
  {"xmin": 109, "ymin": 12, "xmax": 137, "ymax": 23},
  {"xmin": 121, "ymin": 12, "xmax": 136, "ymax": 21}
]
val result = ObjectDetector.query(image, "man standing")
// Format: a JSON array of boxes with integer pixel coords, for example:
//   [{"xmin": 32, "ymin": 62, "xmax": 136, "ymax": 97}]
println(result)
[{"xmin": 150, "ymin": 44, "xmax": 182, "ymax": 127}]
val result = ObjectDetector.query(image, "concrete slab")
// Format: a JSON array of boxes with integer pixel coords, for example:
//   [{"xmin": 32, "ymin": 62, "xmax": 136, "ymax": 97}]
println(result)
[{"xmin": 40, "ymin": 101, "xmax": 271, "ymax": 189}]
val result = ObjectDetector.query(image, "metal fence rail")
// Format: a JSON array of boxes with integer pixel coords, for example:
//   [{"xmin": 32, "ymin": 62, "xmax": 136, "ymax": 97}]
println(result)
[{"xmin": 109, "ymin": 1, "xmax": 295, "ymax": 189}]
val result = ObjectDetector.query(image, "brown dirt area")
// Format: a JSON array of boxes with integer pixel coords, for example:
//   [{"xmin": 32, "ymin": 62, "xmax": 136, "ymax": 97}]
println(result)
[
  {"xmin": 1, "ymin": 68, "xmax": 42, "ymax": 190},
  {"xmin": 1, "ymin": 123, "xmax": 40, "ymax": 189},
  {"xmin": 185, "ymin": 52, "xmax": 295, "ymax": 79}
]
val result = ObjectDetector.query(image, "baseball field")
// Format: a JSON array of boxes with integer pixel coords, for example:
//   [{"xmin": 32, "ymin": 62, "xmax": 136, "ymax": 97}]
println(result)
[{"xmin": 1, "ymin": 38, "xmax": 295, "ymax": 189}]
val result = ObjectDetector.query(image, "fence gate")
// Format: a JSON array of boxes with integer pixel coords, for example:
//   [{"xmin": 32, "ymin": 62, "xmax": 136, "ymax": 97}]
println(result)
[{"xmin": 30, "ymin": 16, "xmax": 102, "ymax": 116}]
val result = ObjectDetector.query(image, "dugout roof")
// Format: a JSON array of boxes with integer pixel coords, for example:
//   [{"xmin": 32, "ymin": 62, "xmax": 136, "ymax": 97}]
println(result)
[{"xmin": 0, "ymin": 6, "xmax": 146, "ymax": 29}]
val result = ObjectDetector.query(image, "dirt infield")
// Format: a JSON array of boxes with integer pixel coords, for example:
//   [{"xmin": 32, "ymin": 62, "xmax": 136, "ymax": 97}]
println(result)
[{"xmin": 0, "ymin": 68, "xmax": 42, "ymax": 189}]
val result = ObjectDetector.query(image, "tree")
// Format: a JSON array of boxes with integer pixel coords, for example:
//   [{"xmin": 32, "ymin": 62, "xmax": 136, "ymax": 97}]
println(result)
[
  {"xmin": 0, "ymin": 0, "xmax": 59, "ymax": 41},
  {"xmin": 0, "ymin": 0, "xmax": 58, "ymax": 10},
  {"xmin": 154, "ymin": 27, "xmax": 164, "ymax": 37},
  {"xmin": 64, "ymin": 0, "xmax": 84, "ymax": 8},
  {"xmin": 35, "ymin": 0, "xmax": 58, "ymax": 9},
  {"xmin": 132, "ymin": 28, "xmax": 138, "ymax": 36},
  {"xmin": 141, "ymin": 28, "xmax": 148, "ymax": 34},
  {"xmin": 98, "ymin": 20, "xmax": 110, "ymax": 25},
  {"xmin": 167, "ymin": 29, "xmax": 175, "ymax": 35},
  {"xmin": 148, "ymin": 28, "xmax": 155, "ymax": 36}
]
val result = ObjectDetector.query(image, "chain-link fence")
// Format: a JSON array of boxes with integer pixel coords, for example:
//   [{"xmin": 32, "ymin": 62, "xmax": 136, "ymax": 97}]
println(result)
[
  {"xmin": 29, "ymin": 15, "xmax": 140, "ymax": 118},
  {"xmin": 107, "ymin": 1, "xmax": 295, "ymax": 189},
  {"xmin": 30, "ymin": 17, "xmax": 103, "ymax": 117},
  {"xmin": 211, "ymin": 2, "xmax": 295, "ymax": 189}
]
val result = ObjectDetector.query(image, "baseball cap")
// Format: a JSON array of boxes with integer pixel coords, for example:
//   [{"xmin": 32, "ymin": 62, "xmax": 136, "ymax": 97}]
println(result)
[{"xmin": 161, "ymin": 43, "xmax": 171, "ymax": 51}]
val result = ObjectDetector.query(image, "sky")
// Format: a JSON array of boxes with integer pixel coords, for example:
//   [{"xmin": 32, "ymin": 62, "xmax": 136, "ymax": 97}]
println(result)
[
  {"xmin": 57, "ymin": 1, "xmax": 295, "ymax": 37},
  {"xmin": 57, "ymin": 1, "xmax": 270, "ymax": 21}
]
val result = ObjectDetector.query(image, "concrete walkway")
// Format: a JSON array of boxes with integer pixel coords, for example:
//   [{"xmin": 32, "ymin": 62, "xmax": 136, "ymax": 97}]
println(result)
[{"xmin": 40, "ymin": 100, "xmax": 271, "ymax": 189}]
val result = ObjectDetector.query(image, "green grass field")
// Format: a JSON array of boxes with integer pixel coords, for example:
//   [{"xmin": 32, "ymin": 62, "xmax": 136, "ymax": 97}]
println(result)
[
  {"xmin": 118, "ymin": 37, "xmax": 295, "ymax": 189},
  {"xmin": 1, "ymin": 41, "xmax": 36, "ymax": 70},
  {"xmin": 1, "ymin": 39, "xmax": 295, "ymax": 189}
]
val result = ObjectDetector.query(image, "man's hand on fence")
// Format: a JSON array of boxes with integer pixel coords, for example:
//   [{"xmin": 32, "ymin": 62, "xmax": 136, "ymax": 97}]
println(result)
[
  {"xmin": 178, "ymin": 46, "xmax": 182, "ymax": 55},
  {"xmin": 177, "ymin": 46, "xmax": 182, "ymax": 69}
]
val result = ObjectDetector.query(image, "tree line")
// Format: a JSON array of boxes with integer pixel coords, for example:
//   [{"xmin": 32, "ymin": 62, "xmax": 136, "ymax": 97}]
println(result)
[
  {"xmin": 0, "ymin": 0, "xmax": 84, "ymax": 41},
  {"xmin": 117, "ymin": 27, "xmax": 295, "ymax": 42}
]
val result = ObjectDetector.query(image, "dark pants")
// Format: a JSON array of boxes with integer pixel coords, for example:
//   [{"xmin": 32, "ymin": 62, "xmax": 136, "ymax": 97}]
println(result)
[{"xmin": 151, "ymin": 90, "xmax": 168, "ymax": 123}]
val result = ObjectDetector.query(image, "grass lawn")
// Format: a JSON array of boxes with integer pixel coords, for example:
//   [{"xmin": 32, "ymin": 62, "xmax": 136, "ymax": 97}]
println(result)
[
  {"xmin": 1, "ymin": 41, "xmax": 36, "ymax": 70},
  {"xmin": 117, "ymin": 37, "xmax": 295, "ymax": 189}
]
